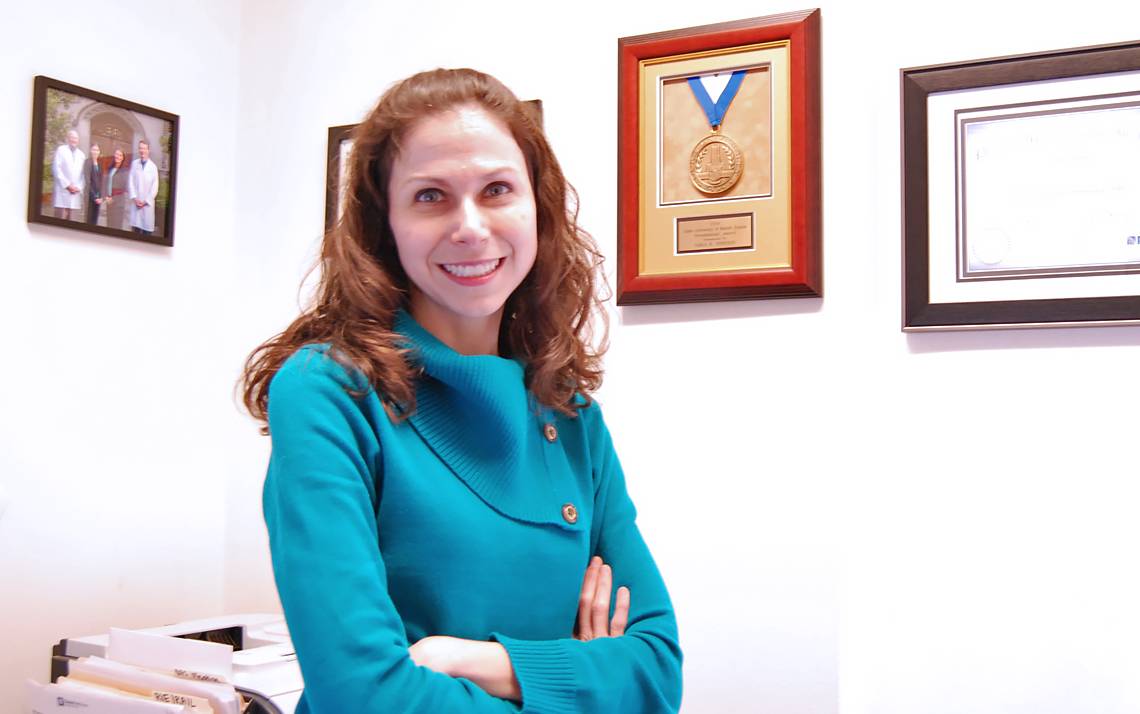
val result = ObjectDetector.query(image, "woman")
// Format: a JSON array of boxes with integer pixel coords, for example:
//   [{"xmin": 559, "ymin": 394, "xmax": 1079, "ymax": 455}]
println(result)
[
  {"xmin": 84, "ymin": 144, "xmax": 104, "ymax": 226},
  {"xmin": 241, "ymin": 68, "xmax": 682, "ymax": 712},
  {"xmin": 104, "ymin": 149, "xmax": 129, "ymax": 231}
]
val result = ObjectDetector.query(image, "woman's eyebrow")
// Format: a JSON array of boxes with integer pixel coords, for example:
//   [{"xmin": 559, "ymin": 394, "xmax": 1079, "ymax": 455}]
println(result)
[{"xmin": 401, "ymin": 166, "xmax": 522, "ymax": 186}]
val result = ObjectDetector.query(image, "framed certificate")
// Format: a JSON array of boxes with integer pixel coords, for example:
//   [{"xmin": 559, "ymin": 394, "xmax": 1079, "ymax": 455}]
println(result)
[
  {"xmin": 902, "ymin": 41, "xmax": 1140, "ymax": 330},
  {"xmin": 617, "ymin": 10, "xmax": 821, "ymax": 305}
]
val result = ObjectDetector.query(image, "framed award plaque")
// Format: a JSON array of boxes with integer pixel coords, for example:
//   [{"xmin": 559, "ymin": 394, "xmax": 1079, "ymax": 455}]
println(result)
[{"xmin": 617, "ymin": 10, "xmax": 821, "ymax": 305}]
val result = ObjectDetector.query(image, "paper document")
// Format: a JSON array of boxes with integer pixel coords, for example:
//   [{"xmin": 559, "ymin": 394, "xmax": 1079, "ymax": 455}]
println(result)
[
  {"xmin": 26, "ymin": 679, "xmax": 189, "ymax": 713},
  {"xmin": 109, "ymin": 627, "xmax": 234, "ymax": 683},
  {"xmin": 959, "ymin": 100, "xmax": 1140, "ymax": 279},
  {"xmin": 67, "ymin": 657, "xmax": 240, "ymax": 714}
]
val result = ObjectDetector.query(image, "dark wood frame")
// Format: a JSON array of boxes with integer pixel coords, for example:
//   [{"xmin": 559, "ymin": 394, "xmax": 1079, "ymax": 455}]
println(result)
[
  {"xmin": 902, "ymin": 41, "xmax": 1140, "ymax": 330},
  {"xmin": 325, "ymin": 124, "xmax": 356, "ymax": 232},
  {"xmin": 27, "ymin": 76, "xmax": 179, "ymax": 247},
  {"xmin": 616, "ymin": 10, "xmax": 822, "ymax": 305}
]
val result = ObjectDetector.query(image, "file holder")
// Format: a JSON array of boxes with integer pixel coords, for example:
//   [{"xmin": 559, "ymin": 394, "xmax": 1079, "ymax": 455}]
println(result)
[{"xmin": 50, "ymin": 614, "xmax": 302, "ymax": 714}]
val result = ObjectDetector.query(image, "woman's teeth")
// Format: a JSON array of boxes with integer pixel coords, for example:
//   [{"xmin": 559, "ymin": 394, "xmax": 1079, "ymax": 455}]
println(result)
[{"xmin": 442, "ymin": 259, "xmax": 501, "ymax": 278}]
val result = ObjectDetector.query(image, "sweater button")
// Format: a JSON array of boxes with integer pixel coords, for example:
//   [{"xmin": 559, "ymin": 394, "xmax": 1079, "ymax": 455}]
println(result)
[
  {"xmin": 561, "ymin": 503, "xmax": 578, "ymax": 524},
  {"xmin": 543, "ymin": 423, "xmax": 558, "ymax": 442}
]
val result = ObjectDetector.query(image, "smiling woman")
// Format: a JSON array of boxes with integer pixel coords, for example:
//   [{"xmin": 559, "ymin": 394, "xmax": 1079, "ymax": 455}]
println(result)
[
  {"xmin": 387, "ymin": 106, "xmax": 538, "ymax": 356},
  {"xmin": 240, "ymin": 68, "xmax": 682, "ymax": 713}
]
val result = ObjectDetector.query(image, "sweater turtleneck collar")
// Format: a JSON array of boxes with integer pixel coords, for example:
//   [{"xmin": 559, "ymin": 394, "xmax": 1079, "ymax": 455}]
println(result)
[{"xmin": 394, "ymin": 310, "xmax": 579, "ymax": 530}]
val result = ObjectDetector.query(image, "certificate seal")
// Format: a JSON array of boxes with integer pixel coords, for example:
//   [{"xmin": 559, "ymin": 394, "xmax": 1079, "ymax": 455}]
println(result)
[{"xmin": 689, "ymin": 133, "xmax": 744, "ymax": 195}]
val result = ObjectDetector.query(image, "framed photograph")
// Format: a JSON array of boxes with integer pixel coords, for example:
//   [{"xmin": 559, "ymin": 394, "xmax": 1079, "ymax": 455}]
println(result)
[
  {"xmin": 26, "ymin": 76, "xmax": 179, "ymax": 247},
  {"xmin": 325, "ymin": 123, "xmax": 356, "ymax": 232},
  {"xmin": 902, "ymin": 41, "xmax": 1140, "ymax": 330},
  {"xmin": 324, "ymin": 100, "xmax": 545, "ymax": 232},
  {"xmin": 616, "ymin": 10, "xmax": 821, "ymax": 305}
]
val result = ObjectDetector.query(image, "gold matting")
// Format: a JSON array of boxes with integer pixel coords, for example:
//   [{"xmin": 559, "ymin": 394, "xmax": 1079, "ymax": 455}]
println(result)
[{"xmin": 640, "ymin": 43, "xmax": 791, "ymax": 276}]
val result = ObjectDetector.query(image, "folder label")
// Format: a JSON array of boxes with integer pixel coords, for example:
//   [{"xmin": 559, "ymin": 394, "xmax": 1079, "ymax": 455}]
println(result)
[{"xmin": 152, "ymin": 690, "xmax": 213, "ymax": 711}]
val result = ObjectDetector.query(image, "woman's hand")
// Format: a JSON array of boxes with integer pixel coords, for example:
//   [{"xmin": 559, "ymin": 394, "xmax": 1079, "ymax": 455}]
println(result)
[
  {"xmin": 409, "ymin": 636, "xmax": 520, "ymax": 701},
  {"xmin": 574, "ymin": 555, "xmax": 630, "ymax": 640},
  {"xmin": 406, "ymin": 556, "xmax": 629, "ymax": 701}
]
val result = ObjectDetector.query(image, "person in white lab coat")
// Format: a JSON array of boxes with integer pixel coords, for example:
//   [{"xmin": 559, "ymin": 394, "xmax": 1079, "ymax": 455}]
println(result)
[
  {"xmin": 52, "ymin": 129, "xmax": 86, "ymax": 220},
  {"xmin": 129, "ymin": 139, "xmax": 160, "ymax": 235}
]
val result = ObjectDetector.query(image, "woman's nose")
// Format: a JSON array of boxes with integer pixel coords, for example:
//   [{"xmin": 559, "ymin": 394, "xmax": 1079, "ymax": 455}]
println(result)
[{"xmin": 450, "ymin": 197, "xmax": 491, "ymax": 244}]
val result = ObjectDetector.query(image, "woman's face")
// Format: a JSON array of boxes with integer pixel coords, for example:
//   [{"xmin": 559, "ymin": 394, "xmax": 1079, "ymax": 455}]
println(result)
[
  {"xmin": 113, "ymin": 150, "xmax": 124, "ymax": 167},
  {"xmin": 386, "ymin": 105, "xmax": 537, "ymax": 347}
]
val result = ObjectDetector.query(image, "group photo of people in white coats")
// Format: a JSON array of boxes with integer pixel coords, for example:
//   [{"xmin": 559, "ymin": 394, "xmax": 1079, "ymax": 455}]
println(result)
[
  {"xmin": 35, "ymin": 80, "xmax": 174, "ymax": 240},
  {"xmin": 49, "ymin": 134, "xmax": 165, "ymax": 236}
]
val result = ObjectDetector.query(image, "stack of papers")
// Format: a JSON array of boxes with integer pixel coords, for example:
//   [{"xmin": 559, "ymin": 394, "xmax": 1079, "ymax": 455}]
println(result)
[{"xmin": 28, "ymin": 628, "xmax": 245, "ymax": 713}]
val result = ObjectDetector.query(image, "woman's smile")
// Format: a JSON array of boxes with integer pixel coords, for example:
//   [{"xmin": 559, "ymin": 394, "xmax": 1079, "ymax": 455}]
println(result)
[{"xmin": 439, "ymin": 257, "xmax": 506, "ymax": 282}]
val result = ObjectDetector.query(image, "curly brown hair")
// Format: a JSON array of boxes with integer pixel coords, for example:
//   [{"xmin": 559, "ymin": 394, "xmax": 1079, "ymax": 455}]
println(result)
[{"xmin": 240, "ymin": 68, "xmax": 607, "ymax": 430}]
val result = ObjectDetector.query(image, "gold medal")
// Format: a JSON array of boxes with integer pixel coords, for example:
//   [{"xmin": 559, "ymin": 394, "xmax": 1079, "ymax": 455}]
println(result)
[{"xmin": 689, "ymin": 130, "xmax": 744, "ymax": 195}]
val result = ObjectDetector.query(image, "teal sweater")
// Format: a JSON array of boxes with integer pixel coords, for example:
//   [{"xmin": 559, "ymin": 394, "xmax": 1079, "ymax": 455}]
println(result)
[{"xmin": 263, "ymin": 312, "xmax": 682, "ymax": 713}]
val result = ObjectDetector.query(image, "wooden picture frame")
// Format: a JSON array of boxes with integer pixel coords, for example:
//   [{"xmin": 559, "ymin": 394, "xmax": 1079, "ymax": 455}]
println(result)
[
  {"xmin": 902, "ymin": 41, "xmax": 1140, "ymax": 330},
  {"xmin": 27, "ymin": 76, "xmax": 179, "ymax": 247},
  {"xmin": 325, "ymin": 123, "xmax": 356, "ymax": 232},
  {"xmin": 617, "ymin": 10, "xmax": 822, "ymax": 305}
]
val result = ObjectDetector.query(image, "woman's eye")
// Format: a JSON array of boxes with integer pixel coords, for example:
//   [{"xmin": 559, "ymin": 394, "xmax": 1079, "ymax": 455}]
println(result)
[
  {"xmin": 484, "ymin": 182, "xmax": 511, "ymax": 198},
  {"xmin": 415, "ymin": 188, "xmax": 444, "ymax": 203}
]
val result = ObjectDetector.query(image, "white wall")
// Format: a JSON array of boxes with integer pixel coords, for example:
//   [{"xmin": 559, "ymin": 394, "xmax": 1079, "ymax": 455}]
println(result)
[
  {"xmin": 0, "ymin": 0, "xmax": 246, "ymax": 706},
  {"xmin": 3, "ymin": 0, "xmax": 1140, "ymax": 712}
]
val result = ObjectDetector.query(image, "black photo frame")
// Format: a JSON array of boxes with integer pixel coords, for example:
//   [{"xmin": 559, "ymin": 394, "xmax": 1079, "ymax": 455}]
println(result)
[
  {"xmin": 902, "ymin": 42, "xmax": 1140, "ymax": 330},
  {"xmin": 27, "ymin": 76, "xmax": 180, "ymax": 247}
]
